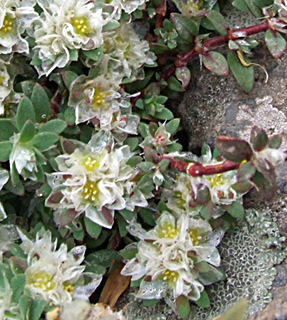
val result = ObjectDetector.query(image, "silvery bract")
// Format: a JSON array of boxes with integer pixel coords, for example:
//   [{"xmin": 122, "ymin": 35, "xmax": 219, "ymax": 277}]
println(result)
[
  {"xmin": 19, "ymin": 228, "xmax": 102, "ymax": 306},
  {"xmin": 46, "ymin": 133, "xmax": 147, "ymax": 229},
  {"xmin": 122, "ymin": 211, "xmax": 221, "ymax": 301}
]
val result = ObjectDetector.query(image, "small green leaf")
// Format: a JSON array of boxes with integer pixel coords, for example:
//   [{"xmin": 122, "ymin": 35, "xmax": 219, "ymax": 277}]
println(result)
[
  {"xmin": 155, "ymin": 107, "xmax": 174, "ymax": 120},
  {"xmin": 265, "ymin": 30, "xmax": 286, "ymax": 59},
  {"xmin": 124, "ymin": 137, "xmax": 139, "ymax": 152},
  {"xmin": 137, "ymin": 161, "xmax": 155, "ymax": 173},
  {"xmin": 231, "ymin": 0, "xmax": 249, "ymax": 11},
  {"xmin": 236, "ymin": 161, "xmax": 256, "ymax": 182},
  {"xmin": 244, "ymin": 0, "xmax": 262, "ymax": 17},
  {"xmin": 159, "ymin": 159, "xmax": 171, "ymax": 172},
  {"xmin": 103, "ymin": 20, "xmax": 120, "ymax": 31},
  {"xmin": 31, "ymin": 83, "xmax": 51, "ymax": 123},
  {"xmin": 31, "ymin": 132, "xmax": 58, "ymax": 150},
  {"xmin": 171, "ymin": 13, "xmax": 199, "ymax": 40},
  {"xmin": 69, "ymin": 49, "xmax": 78, "ymax": 61},
  {"xmin": 200, "ymin": 201, "xmax": 214, "ymax": 220},
  {"xmin": 11, "ymin": 274, "xmax": 26, "ymax": 303},
  {"xmin": 19, "ymin": 120, "xmax": 35, "ymax": 143},
  {"xmin": 119, "ymin": 209, "xmax": 134, "ymax": 221},
  {"xmin": 29, "ymin": 299, "xmax": 46, "ymax": 320},
  {"xmin": 202, "ymin": 51, "xmax": 229, "ymax": 76},
  {"xmin": 226, "ymin": 200, "xmax": 244, "ymax": 219},
  {"xmin": 84, "ymin": 216, "xmax": 102, "ymax": 239},
  {"xmin": 268, "ymin": 134, "xmax": 282, "ymax": 149},
  {"xmin": 126, "ymin": 156, "xmax": 142, "ymax": 167},
  {"xmin": 120, "ymin": 247, "xmax": 138, "ymax": 260},
  {"xmin": 168, "ymin": 76, "xmax": 185, "ymax": 92},
  {"xmin": 19, "ymin": 295, "xmax": 30, "ymax": 319},
  {"xmin": 82, "ymin": 47, "xmax": 103, "ymax": 61},
  {"xmin": 86, "ymin": 250, "xmax": 121, "ymax": 267},
  {"xmin": 138, "ymin": 208, "xmax": 156, "ymax": 226},
  {"xmin": 250, "ymin": 126, "xmax": 268, "ymax": 151},
  {"xmin": 20, "ymin": 80, "xmax": 36, "ymax": 98},
  {"xmin": 195, "ymin": 290, "xmax": 210, "ymax": 308},
  {"xmin": 227, "ymin": 50, "xmax": 254, "ymax": 92},
  {"xmin": 176, "ymin": 295, "xmax": 190, "ymax": 319},
  {"xmin": 16, "ymin": 97, "xmax": 36, "ymax": 130},
  {"xmin": 0, "ymin": 141, "xmax": 12, "ymax": 161},
  {"xmin": 39, "ymin": 119, "xmax": 67, "ymax": 134},
  {"xmin": 165, "ymin": 118, "xmax": 180, "ymax": 135},
  {"xmin": 206, "ymin": 10, "xmax": 228, "ymax": 35},
  {"xmin": 0, "ymin": 119, "xmax": 17, "ymax": 141},
  {"xmin": 115, "ymin": 214, "xmax": 128, "ymax": 237},
  {"xmin": 138, "ymin": 175, "xmax": 154, "ymax": 193},
  {"xmin": 62, "ymin": 71, "xmax": 78, "ymax": 89}
]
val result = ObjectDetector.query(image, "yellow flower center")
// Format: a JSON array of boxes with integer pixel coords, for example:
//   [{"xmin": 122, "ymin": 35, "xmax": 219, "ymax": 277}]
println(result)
[
  {"xmin": 27, "ymin": 271, "xmax": 56, "ymax": 292},
  {"xmin": 161, "ymin": 269, "xmax": 179, "ymax": 284},
  {"xmin": 0, "ymin": 14, "xmax": 16, "ymax": 36},
  {"xmin": 82, "ymin": 155, "xmax": 102, "ymax": 172},
  {"xmin": 157, "ymin": 224, "xmax": 178, "ymax": 239},
  {"xmin": 70, "ymin": 16, "xmax": 92, "ymax": 36},
  {"xmin": 206, "ymin": 173, "xmax": 226, "ymax": 188},
  {"xmin": 91, "ymin": 87, "xmax": 110, "ymax": 111},
  {"xmin": 82, "ymin": 180, "xmax": 99, "ymax": 204},
  {"xmin": 63, "ymin": 282, "xmax": 74, "ymax": 295},
  {"xmin": 189, "ymin": 229, "xmax": 203, "ymax": 245}
]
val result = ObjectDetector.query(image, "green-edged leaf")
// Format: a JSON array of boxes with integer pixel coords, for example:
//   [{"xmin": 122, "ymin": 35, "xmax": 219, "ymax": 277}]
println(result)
[
  {"xmin": 39, "ymin": 119, "xmax": 67, "ymax": 134},
  {"xmin": 171, "ymin": 13, "xmax": 199, "ymax": 40},
  {"xmin": 202, "ymin": 51, "xmax": 229, "ymax": 76},
  {"xmin": 215, "ymin": 137, "xmax": 253, "ymax": 162},
  {"xmin": 250, "ymin": 126, "xmax": 268, "ymax": 151},
  {"xmin": 84, "ymin": 216, "xmax": 102, "ymax": 239},
  {"xmin": 226, "ymin": 200, "xmax": 244, "ymax": 219},
  {"xmin": 0, "ymin": 141, "xmax": 12, "ymax": 161},
  {"xmin": 168, "ymin": 76, "xmax": 185, "ymax": 92},
  {"xmin": 0, "ymin": 119, "xmax": 17, "ymax": 141},
  {"xmin": 195, "ymin": 290, "xmax": 210, "ymax": 308},
  {"xmin": 11, "ymin": 274, "xmax": 26, "ymax": 303},
  {"xmin": 176, "ymin": 295, "xmax": 190, "ymax": 319},
  {"xmin": 16, "ymin": 97, "xmax": 36, "ymax": 130},
  {"xmin": 31, "ymin": 132, "xmax": 58, "ymax": 150},
  {"xmin": 244, "ymin": 0, "xmax": 262, "ymax": 17},
  {"xmin": 265, "ymin": 30, "xmax": 287, "ymax": 59},
  {"xmin": 62, "ymin": 71, "xmax": 78, "ymax": 89},
  {"xmin": 29, "ymin": 299, "xmax": 46, "ymax": 320},
  {"xmin": 19, "ymin": 120, "xmax": 35, "ymax": 143},
  {"xmin": 31, "ymin": 83, "xmax": 51, "ymax": 123},
  {"xmin": 206, "ymin": 10, "xmax": 228, "ymax": 35},
  {"xmin": 227, "ymin": 50, "xmax": 254, "ymax": 92}
]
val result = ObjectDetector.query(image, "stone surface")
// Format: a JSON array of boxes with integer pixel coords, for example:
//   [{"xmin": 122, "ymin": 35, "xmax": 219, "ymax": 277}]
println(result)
[{"xmin": 170, "ymin": 40, "xmax": 287, "ymax": 320}]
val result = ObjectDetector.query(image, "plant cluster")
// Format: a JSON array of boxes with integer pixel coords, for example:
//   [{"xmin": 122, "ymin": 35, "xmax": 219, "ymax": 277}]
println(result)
[{"xmin": 0, "ymin": 0, "xmax": 286, "ymax": 319}]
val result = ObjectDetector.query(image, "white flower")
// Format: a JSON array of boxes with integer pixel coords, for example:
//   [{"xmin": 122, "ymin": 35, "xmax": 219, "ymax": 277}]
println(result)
[
  {"xmin": 46, "ymin": 133, "xmax": 147, "ymax": 229},
  {"xmin": 0, "ymin": 60, "xmax": 12, "ymax": 115},
  {"xmin": 102, "ymin": 22, "xmax": 156, "ymax": 82},
  {"xmin": 140, "ymin": 123, "xmax": 174, "ymax": 154},
  {"xmin": 121, "ymin": 212, "xmax": 221, "ymax": 301},
  {"xmin": 30, "ymin": 0, "xmax": 104, "ymax": 76},
  {"xmin": 18, "ymin": 228, "xmax": 102, "ymax": 306},
  {"xmin": 52, "ymin": 300, "xmax": 125, "ymax": 320},
  {"xmin": 68, "ymin": 75, "xmax": 139, "ymax": 137},
  {"xmin": 9, "ymin": 133, "xmax": 40, "ymax": 181},
  {"xmin": 172, "ymin": 0, "xmax": 203, "ymax": 17},
  {"xmin": 0, "ymin": 0, "xmax": 37, "ymax": 54},
  {"xmin": 0, "ymin": 168, "xmax": 9, "ymax": 221}
]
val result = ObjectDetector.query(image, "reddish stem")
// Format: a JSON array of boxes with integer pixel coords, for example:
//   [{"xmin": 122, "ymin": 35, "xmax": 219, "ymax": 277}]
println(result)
[
  {"xmin": 159, "ymin": 156, "xmax": 240, "ymax": 177},
  {"xmin": 161, "ymin": 19, "xmax": 272, "ymax": 79}
]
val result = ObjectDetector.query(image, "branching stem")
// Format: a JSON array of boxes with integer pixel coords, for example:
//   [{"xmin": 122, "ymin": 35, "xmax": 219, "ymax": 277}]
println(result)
[{"xmin": 161, "ymin": 19, "xmax": 276, "ymax": 79}]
